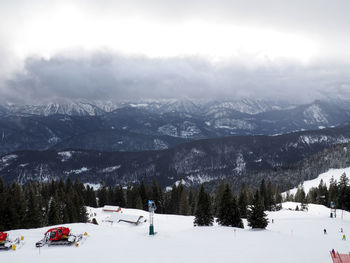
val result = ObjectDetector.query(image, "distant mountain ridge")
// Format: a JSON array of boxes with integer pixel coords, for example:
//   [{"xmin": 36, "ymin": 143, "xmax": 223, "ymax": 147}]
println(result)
[
  {"xmin": 0, "ymin": 98, "xmax": 293, "ymax": 116},
  {"xmin": 1, "ymin": 99, "xmax": 350, "ymax": 154},
  {"xmin": 2, "ymin": 126, "xmax": 350, "ymax": 188}
]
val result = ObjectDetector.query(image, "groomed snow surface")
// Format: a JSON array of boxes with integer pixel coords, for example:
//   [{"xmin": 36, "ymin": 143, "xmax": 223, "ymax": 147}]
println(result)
[{"xmin": 2, "ymin": 202, "xmax": 350, "ymax": 263}]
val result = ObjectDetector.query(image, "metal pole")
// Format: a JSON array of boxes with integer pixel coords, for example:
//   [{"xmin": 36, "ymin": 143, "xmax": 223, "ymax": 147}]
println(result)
[
  {"xmin": 149, "ymin": 210, "xmax": 154, "ymax": 235},
  {"xmin": 148, "ymin": 200, "xmax": 156, "ymax": 235}
]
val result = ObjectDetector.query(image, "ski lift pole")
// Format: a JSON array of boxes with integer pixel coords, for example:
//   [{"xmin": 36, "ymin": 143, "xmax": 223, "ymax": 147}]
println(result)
[{"xmin": 148, "ymin": 200, "xmax": 157, "ymax": 235}]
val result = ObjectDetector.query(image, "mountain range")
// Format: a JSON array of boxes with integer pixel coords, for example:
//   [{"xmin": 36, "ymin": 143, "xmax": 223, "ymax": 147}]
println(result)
[
  {"xmin": 1, "ymin": 98, "xmax": 350, "ymax": 154},
  {"xmin": 1, "ymin": 97, "xmax": 350, "ymax": 189}
]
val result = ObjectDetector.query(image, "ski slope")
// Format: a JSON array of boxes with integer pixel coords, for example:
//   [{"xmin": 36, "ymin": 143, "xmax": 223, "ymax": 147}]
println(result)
[
  {"xmin": 2, "ymin": 202, "xmax": 350, "ymax": 263},
  {"xmin": 287, "ymin": 167, "xmax": 350, "ymax": 196}
]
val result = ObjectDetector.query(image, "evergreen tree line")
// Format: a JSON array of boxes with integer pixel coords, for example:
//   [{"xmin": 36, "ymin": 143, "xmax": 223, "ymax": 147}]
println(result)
[
  {"xmin": 96, "ymin": 180, "xmax": 195, "ymax": 216},
  {"xmin": 194, "ymin": 179, "xmax": 280, "ymax": 229},
  {"xmin": 0, "ymin": 177, "xmax": 88, "ymax": 231},
  {"xmin": 1, "ymin": 176, "xmax": 282, "ymax": 231},
  {"xmin": 285, "ymin": 172, "xmax": 350, "ymax": 212},
  {"xmin": 96, "ymin": 179, "xmax": 279, "ymax": 229}
]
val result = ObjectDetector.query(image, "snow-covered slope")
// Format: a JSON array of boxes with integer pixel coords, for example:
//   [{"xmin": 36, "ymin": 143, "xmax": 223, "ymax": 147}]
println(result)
[
  {"xmin": 287, "ymin": 167, "xmax": 350, "ymax": 196},
  {"xmin": 3, "ymin": 203, "xmax": 350, "ymax": 263}
]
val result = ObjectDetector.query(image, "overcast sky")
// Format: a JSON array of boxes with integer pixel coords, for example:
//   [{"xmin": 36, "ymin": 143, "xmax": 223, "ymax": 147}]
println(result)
[{"xmin": 0, "ymin": 0, "xmax": 349, "ymax": 103}]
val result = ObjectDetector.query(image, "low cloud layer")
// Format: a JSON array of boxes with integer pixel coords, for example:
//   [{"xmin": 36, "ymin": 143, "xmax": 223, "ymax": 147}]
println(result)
[
  {"xmin": 0, "ymin": 1, "xmax": 349, "ymax": 104},
  {"xmin": 2, "ymin": 52, "xmax": 350, "ymax": 104}
]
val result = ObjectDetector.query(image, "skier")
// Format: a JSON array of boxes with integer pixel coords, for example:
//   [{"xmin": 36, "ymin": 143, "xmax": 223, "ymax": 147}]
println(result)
[
  {"xmin": 341, "ymin": 228, "xmax": 343, "ymax": 233},
  {"xmin": 342, "ymin": 234, "xmax": 346, "ymax": 240},
  {"xmin": 271, "ymin": 219, "xmax": 274, "ymax": 223},
  {"xmin": 324, "ymin": 229, "xmax": 327, "ymax": 234}
]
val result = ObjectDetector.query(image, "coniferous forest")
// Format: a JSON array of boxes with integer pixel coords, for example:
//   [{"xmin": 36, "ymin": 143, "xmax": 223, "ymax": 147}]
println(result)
[{"xmin": 2, "ymin": 172, "xmax": 350, "ymax": 231}]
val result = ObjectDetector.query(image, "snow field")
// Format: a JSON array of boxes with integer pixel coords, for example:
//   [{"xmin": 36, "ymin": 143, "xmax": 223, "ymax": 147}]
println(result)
[
  {"xmin": 2, "ymin": 202, "xmax": 350, "ymax": 263},
  {"xmin": 286, "ymin": 167, "xmax": 350, "ymax": 196}
]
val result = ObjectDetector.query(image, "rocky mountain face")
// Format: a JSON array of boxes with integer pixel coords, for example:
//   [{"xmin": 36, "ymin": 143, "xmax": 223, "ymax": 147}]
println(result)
[{"xmin": 2, "ymin": 126, "xmax": 350, "ymax": 188}]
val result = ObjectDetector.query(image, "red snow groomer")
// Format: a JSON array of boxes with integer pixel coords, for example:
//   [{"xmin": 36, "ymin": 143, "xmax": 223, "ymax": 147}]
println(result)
[
  {"xmin": 0, "ymin": 232, "xmax": 22, "ymax": 250},
  {"xmin": 35, "ymin": 227, "xmax": 83, "ymax": 247}
]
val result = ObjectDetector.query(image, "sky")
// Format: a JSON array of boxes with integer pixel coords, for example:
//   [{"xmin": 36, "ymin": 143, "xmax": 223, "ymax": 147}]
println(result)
[{"xmin": 0, "ymin": 0, "xmax": 349, "ymax": 103}]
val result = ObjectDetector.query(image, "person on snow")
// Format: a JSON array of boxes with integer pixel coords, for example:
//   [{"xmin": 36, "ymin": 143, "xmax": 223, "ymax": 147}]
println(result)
[
  {"xmin": 324, "ymin": 229, "xmax": 327, "ymax": 234},
  {"xmin": 342, "ymin": 234, "xmax": 346, "ymax": 240}
]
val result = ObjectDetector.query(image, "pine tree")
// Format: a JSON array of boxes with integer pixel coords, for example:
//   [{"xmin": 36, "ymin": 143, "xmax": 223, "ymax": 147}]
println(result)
[
  {"xmin": 295, "ymin": 185, "xmax": 306, "ymax": 203},
  {"xmin": 194, "ymin": 185, "xmax": 213, "ymax": 226},
  {"xmin": 139, "ymin": 181, "xmax": 149, "ymax": 211},
  {"xmin": 48, "ymin": 194, "xmax": 61, "ymax": 226},
  {"xmin": 151, "ymin": 180, "xmax": 163, "ymax": 213},
  {"xmin": 170, "ymin": 184, "xmax": 180, "ymax": 214},
  {"xmin": 179, "ymin": 189, "xmax": 190, "ymax": 215},
  {"xmin": 217, "ymin": 184, "xmax": 234, "ymax": 226},
  {"xmin": 259, "ymin": 179, "xmax": 267, "ymax": 210},
  {"xmin": 6, "ymin": 182, "xmax": 26, "ymax": 229},
  {"xmin": 73, "ymin": 179, "xmax": 85, "ymax": 197},
  {"xmin": 3, "ymin": 186, "xmax": 18, "ymax": 229},
  {"xmin": 98, "ymin": 185, "xmax": 108, "ymax": 207},
  {"xmin": 62, "ymin": 205, "xmax": 70, "ymax": 224},
  {"xmin": 67, "ymin": 191, "xmax": 79, "ymax": 222},
  {"xmin": 163, "ymin": 192, "xmax": 172, "ymax": 214},
  {"xmin": 266, "ymin": 181, "xmax": 274, "ymax": 211},
  {"xmin": 214, "ymin": 180, "xmax": 227, "ymax": 217},
  {"xmin": 41, "ymin": 191, "xmax": 50, "ymax": 227},
  {"xmin": 114, "ymin": 185, "xmax": 126, "ymax": 207},
  {"xmin": 77, "ymin": 194, "xmax": 88, "ymax": 223},
  {"xmin": 25, "ymin": 186, "xmax": 42, "ymax": 228},
  {"xmin": 307, "ymin": 187, "xmax": 318, "ymax": 203},
  {"xmin": 0, "ymin": 177, "xmax": 5, "ymax": 229},
  {"xmin": 328, "ymin": 176, "xmax": 338, "ymax": 207},
  {"xmin": 247, "ymin": 190, "xmax": 268, "ymax": 229},
  {"xmin": 338, "ymin": 173, "xmax": 350, "ymax": 210},
  {"xmin": 135, "ymin": 194, "xmax": 143, "ymax": 210},
  {"xmin": 217, "ymin": 184, "xmax": 243, "ymax": 228},
  {"xmin": 317, "ymin": 179, "xmax": 328, "ymax": 206},
  {"xmin": 85, "ymin": 186, "xmax": 97, "ymax": 207},
  {"xmin": 274, "ymin": 185, "xmax": 282, "ymax": 210},
  {"xmin": 107, "ymin": 186, "xmax": 115, "ymax": 205},
  {"xmin": 56, "ymin": 187, "xmax": 66, "ymax": 223},
  {"xmin": 188, "ymin": 187, "xmax": 196, "ymax": 215},
  {"xmin": 285, "ymin": 190, "xmax": 292, "ymax": 202},
  {"xmin": 232, "ymin": 196, "xmax": 244, "ymax": 228},
  {"xmin": 238, "ymin": 183, "xmax": 248, "ymax": 218}
]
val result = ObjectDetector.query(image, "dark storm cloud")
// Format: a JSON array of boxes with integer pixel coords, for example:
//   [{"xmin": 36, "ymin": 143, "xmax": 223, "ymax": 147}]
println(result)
[{"xmin": 3, "ymin": 52, "xmax": 350, "ymax": 103}]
